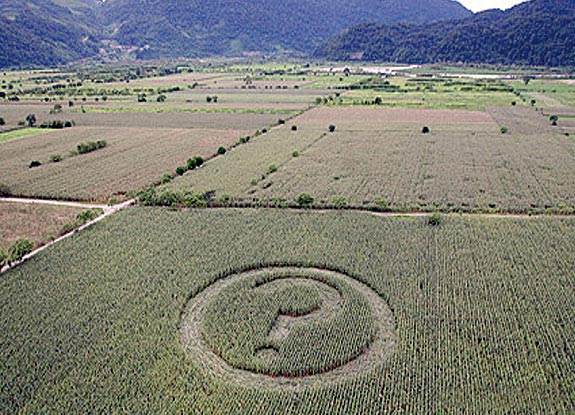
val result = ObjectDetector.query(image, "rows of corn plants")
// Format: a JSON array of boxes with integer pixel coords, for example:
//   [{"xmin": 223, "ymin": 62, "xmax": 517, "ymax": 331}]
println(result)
[{"xmin": 1, "ymin": 208, "xmax": 573, "ymax": 413}]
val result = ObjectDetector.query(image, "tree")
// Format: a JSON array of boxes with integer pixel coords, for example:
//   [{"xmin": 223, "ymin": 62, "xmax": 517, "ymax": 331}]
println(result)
[
  {"xmin": 0, "ymin": 116, "xmax": 5, "ymax": 125},
  {"xmin": 26, "ymin": 113, "xmax": 36, "ymax": 127}
]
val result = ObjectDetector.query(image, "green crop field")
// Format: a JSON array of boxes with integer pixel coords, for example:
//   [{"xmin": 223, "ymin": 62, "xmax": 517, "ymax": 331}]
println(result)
[{"xmin": 0, "ymin": 208, "xmax": 573, "ymax": 413}]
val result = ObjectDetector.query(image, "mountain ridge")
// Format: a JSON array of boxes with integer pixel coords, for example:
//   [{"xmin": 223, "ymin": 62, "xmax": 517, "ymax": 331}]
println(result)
[
  {"xmin": 0, "ymin": 0, "xmax": 470, "ymax": 67},
  {"xmin": 315, "ymin": 0, "xmax": 575, "ymax": 66}
]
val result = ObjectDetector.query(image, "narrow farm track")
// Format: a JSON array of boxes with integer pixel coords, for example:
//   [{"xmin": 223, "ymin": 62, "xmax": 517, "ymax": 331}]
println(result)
[{"xmin": 0, "ymin": 197, "xmax": 134, "ymax": 274}]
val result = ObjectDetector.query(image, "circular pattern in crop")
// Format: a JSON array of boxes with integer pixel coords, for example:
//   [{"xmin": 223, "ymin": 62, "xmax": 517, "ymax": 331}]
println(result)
[{"xmin": 180, "ymin": 266, "xmax": 395, "ymax": 389}]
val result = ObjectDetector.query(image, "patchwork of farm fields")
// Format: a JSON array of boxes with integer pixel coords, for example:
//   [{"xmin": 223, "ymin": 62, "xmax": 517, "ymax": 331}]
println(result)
[
  {"xmin": 1, "ymin": 65, "xmax": 574, "ymax": 414},
  {"xmin": 1, "ymin": 209, "xmax": 574, "ymax": 413},
  {"xmin": 163, "ymin": 106, "xmax": 575, "ymax": 213}
]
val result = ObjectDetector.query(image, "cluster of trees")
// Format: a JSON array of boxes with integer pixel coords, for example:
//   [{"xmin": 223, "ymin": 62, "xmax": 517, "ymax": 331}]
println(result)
[{"xmin": 316, "ymin": 0, "xmax": 575, "ymax": 67}]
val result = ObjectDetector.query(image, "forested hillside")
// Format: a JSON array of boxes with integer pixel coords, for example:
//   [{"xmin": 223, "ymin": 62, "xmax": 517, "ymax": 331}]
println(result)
[
  {"xmin": 316, "ymin": 0, "xmax": 575, "ymax": 66},
  {"xmin": 0, "ymin": 0, "xmax": 470, "ymax": 66}
]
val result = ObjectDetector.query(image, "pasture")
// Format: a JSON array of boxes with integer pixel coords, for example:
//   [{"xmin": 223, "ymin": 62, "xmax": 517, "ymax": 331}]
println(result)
[{"xmin": 0, "ymin": 208, "xmax": 573, "ymax": 413}]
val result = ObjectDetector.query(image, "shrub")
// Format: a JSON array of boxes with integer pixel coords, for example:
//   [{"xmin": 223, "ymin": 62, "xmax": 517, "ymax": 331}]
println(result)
[
  {"xmin": 375, "ymin": 196, "xmax": 389, "ymax": 210},
  {"xmin": 76, "ymin": 208, "xmax": 102, "ymax": 224},
  {"xmin": 108, "ymin": 196, "xmax": 118, "ymax": 206},
  {"xmin": 8, "ymin": 239, "xmax": 34, "ymax": 263},
  {"xmin": 0, "ymin": 183, "xmax": 11, "ymax": 196},
  {"xmin": 267, "ymin": 164, "xmax": 278, "ymax": 174},
  {"xmin": 40, "ymin": 120, "xmax": 72, "ymax": 129},
  {"xmin": 17, "ymin": 120, "xmax": 25, "ymax": 126},
  {"xmin": 331, "ymin": 196, "xmax": 348, "ymax": 208},
  {"xmin": 137, "ymin": 93, "xmax": 147, "ymax": 102},
  {"xmin": 217, "ymin": 146, "xmax": 227, "ymax": 155},
  {"xmin": 0, "ymin": 116, "xmax": 5, "ymax": 125},
  {"xmin": 278, "ymin": 119, "xmax": 285, "ymax": 125},
  {"xmin": 292, "ymin": 151, "xmax": 300, "ymax": 158},
  {"xmin": 160, "ymin": 173, "xmax": 173, "ymax": 184},
  {"xmin": 428, "ymin": 212, "xmax": 443, "ymax": 226},
  {"xmin": 296, "ymin": 193, "xmax": 314, "ymax": 207},
  {"xmin": 176, "ymin": 166, "xmax": 187, "ymax": 176},
  {"xmin": 0, "ymin": 249, "xmax": 7, "ymax": 266},
  {"xmin": 422, "ymin": 126, "xmax": 430, "ymax": 134},
  {"xmin": 500, "ymin": 126, "xmax": 508, "ymax": 134},
  {"xmin": 239, "ymin": 136, "xmax": 250, "ymax": 144},
  {"xmin": 77, "ymin": 140, "xmax": 107, "ymax": 155},
  {"xmin": 291, "ymin": 125, "xmax": 298, "ymax": 131},
  {"xmin": 68, "ymin": 100, "xmax": 74, "ymax": 107},
  {"xmin": 329, "ymin": 125, "xmax": 336, "ymax": 133},
  {"xmin": 29, "ymin": 160, "xmax": 41, "ymax": 168},
  {"xmin": 511, "ymin": 101, "xmax": 517, "ymax": 106},
  {"xmin": 157, "ymin": 94, "xmax": 167, "ymax": 102},
  {"xmin": 50, "ymin": 154, "xmax": 62, "ymax": 163}
]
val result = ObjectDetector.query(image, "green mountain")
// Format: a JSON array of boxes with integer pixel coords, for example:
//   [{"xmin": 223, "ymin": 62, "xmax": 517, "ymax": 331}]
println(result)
[
  {"xmin": 102, "ymin": 0, "xmax": 471, "ymax": 58},
  {"xmin": 0, "ymin": 0, "xmax": 472, "ymax": 67},
  {"xmin": 316, "ymin": 0, "xmax": 575, "ymax": 66},
  {"xmin": 0, "ymin": 0, "xmax": 101, "ymax": 67}
]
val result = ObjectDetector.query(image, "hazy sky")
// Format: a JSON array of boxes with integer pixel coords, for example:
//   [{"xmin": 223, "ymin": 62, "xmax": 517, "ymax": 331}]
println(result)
[{"xmin": 457, "ymin": 0, "xmax": 530, "ymax": 12}]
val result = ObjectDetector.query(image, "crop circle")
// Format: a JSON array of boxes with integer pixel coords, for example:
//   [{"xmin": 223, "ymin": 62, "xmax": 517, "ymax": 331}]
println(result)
[{"xmin": 180, "ymin": 266, "xmax": 395, "ymax": 389}]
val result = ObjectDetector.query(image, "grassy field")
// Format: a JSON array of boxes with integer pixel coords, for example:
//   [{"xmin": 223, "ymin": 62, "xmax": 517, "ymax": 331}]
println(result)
[
  {"xmin": 332, "ymin": 77, "xmax": 524, "ymax": 110},
  {"xmin": 0, "ymin": 202, "xmax": 84, "ymax": 251},
  {"xmin": 0, "ymin": 128, "xmax": 49, "ymax": 144},
  {"xmin": 0, "ymin": 208, "xmax": 573, "ymax": 413},
  {"xmin": 162, "ymin": 106, "xmax": 575, "ymax": 213}
]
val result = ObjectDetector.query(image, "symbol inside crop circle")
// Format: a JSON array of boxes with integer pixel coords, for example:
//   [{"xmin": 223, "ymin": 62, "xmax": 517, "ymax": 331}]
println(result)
[{"xmin": 180, "ymin": 266, "xmax": 396, "ymax": 389}]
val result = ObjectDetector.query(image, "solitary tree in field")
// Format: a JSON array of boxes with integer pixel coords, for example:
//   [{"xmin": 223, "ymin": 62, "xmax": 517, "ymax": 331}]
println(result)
[{"xmin": 26, "ymin": 114, "xmax": 36, "ymax": 127}]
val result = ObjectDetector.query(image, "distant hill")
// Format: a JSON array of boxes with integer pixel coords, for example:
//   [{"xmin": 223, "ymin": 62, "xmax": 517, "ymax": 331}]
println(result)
[
  {"xmin": 316, "ymin": 0, "xmax": 575, "ymax": 66},
  {"xmin": 0, "ymin": 0, "xmax": 471, "ymax": 67},
  {"xmin": 102, "ymin": 0, "xmax": 470, "ymax": 58},
  {"xmin": 0, "ymin": 0, "xmax": 101, "ymax": 67}
]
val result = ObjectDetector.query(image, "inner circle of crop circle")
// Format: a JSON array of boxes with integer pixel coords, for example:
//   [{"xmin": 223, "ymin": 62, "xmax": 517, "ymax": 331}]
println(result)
[{"xmin": 180, "ymin": 266, "xmax": 396, "ymax": 389}]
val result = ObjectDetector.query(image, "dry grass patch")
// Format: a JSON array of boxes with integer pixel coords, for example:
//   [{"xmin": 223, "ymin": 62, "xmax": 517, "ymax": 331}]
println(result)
[{"xmin": 0, "ymin": 202, "xmax": 83, "ymax": 250}]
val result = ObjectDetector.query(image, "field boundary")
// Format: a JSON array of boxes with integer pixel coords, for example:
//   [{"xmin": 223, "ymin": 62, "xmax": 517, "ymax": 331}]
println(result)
[{"xmin": 0, "ymin": 197, "xmax": 134, "ymax": 274}]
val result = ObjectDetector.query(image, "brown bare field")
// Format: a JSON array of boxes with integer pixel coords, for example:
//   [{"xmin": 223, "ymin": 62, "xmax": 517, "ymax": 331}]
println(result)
[
  {"xmin": 0, "ymin": 202, "xmax": 82, "ymax": 250},
  {"xmin": 0, "ymin": 126, "xmax": 249, "ymax": 200},
  {"xmin": 295, "ymin": 107, "xmax": 496, "ymax": 127}
]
